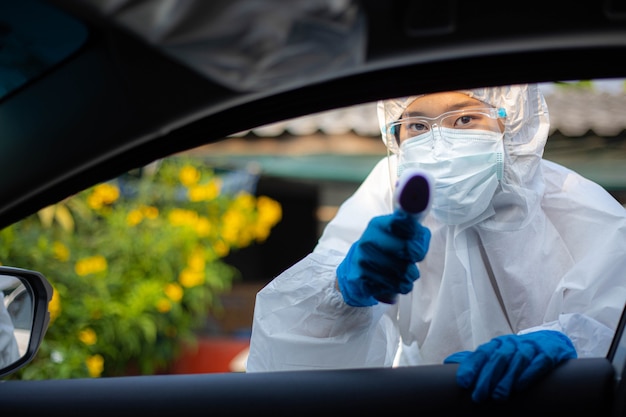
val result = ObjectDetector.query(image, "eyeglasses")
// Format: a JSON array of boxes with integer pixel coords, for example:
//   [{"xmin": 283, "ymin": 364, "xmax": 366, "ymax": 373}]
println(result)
[{"xmin": 385, "ymin": 107, "xmax": 506, "ymax": 152}]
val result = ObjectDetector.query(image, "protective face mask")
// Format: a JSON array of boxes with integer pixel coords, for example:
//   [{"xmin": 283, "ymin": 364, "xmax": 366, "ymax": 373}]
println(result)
[{"xmin": 398, "ymin": 127, "xmax": 504, "ymax": 225}]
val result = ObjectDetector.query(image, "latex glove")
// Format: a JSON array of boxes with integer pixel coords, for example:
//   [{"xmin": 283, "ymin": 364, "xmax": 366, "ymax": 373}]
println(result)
[
  {"xmin": 336, "ymin": 210, "xmax": 431, "ymax": 307},
  {"xmin": 444, "ymin": 330, "xmax": 577, "ymax": 402}
]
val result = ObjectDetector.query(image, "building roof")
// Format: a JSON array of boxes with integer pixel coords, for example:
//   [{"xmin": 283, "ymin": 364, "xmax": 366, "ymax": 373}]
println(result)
[{"xmin": 233, "ymin": 82, "xmax": 626, "ymax": 138}]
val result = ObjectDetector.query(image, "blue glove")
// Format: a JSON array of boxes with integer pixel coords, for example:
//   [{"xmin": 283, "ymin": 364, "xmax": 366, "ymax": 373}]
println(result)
[
  {"xmin": 336, "ymin": 209, "xmax": 431, "ymax": 307},
  {"xmin": 444, "ymin": 330, "xmax": 577, "ymax": 402}
]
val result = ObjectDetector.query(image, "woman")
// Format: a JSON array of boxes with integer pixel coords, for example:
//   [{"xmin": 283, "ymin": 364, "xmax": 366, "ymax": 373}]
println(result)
[{"xmin": 246, "ymin": 84, "xmax": 626, "ymax": 402}]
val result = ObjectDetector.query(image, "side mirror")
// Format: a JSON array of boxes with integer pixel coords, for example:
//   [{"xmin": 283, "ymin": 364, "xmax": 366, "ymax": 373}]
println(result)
[{"xmin": 0, "ymin": 266, "xmax": 52, "ymax": 378}]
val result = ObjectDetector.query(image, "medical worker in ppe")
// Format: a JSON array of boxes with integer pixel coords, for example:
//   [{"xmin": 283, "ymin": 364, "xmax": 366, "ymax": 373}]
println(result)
[{"xmin": 246, "ymin": 84, "xmax": 626, "ymax": 402}]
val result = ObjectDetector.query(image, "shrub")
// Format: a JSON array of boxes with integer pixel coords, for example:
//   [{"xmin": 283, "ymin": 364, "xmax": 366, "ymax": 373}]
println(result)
[{"xmin": 0, "ymin": 156, "xmax": 282, "ymax": 379}]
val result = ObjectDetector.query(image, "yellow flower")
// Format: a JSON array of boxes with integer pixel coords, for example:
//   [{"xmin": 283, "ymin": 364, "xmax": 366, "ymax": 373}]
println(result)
[
  {"xmin": 178, "ymin": 267, "xmax": 204, "ymax": 288},
  {"xmin": 168, "ymin": 209, "xmax": 198, "ymax": 226},
  {"xmin": 179, "ymin": 165, "xmax": 200, "ymax": 187},
  {"xmin": 220, "ymin": 209, "xmax": 246, "ymax": 244},
  {"xmin": 188, "ymin": 180, "xmax": 221, "ymax": 202},
  {"xmin": 257, "ymin": 196, "xmax": 282, "ymax": 226},
  {"xmin": 87, "ymin": 183, "xmax": 119, "ymax": 210},
  {"xmin": 52, "ymin": 241, "xmax": 70, "ymax": 262},
  {"xmin": 126, "ymin": 209, "xmax": 143, "ymax": 226},
  {"xmin": 188, "ymin": 186, "xmax": 204, "ymax": 202},
  {"xmin": 254, "ymin": 223, "xmax": 272, "ymax": 243},
  {"xmin": 78, "ymin": 328, "xmax": 97, "ymax": 345},
  {"xmin": 97, "ymin": 183, "xmax": 120, "ymax": 203},
  {"xmin": 194, "ymin": 217, "xmax": 211, "ymax": 237},
  {"xmin": 233, "ymin": 192, "xmax": 255, "ymax": 210},
  {"xmin": 156, "ymin": 298, "xmax": 172, "ymax": 313},
  {"xmin": 253, "ymin": 196, "xmax": 282, "ymax": 243},
  {"xmin": 164, "ymin": 283, "xmax": 183, "ymax": 302},
  {"xmin": 187, "ymin": 250, "xmax": 205, "ymax": 272},
  {"xmin": 207, "ymin": 180, "xmax": 221, "ymax": 199},
  {"xmin": 212, "ymin": 240, "xmax": 230, "ymax": 257},
  {"xmin": 75, "ymin": 255, "xmax": 107, "ymax": 276},
  {"xmin": 85, "ymin": 354, "xmax": 104, "ymax": 378},
  {"xmin": 48, "ymin": 287, "xmax": 61, "ymax": 323},
  {"xmin": 141, "ymin": 205, "xmax": 159, "ymax": 219},
  {"xmin": 236, "ymin": 229, "xmax": 254, "ymax": 248},
  {"xmin": 127, "ymin": 205, "xmax": 158, "ymax": 226},
  {"xmin": 86, "ymin": 194, "xmax": 102, "ymax": 210}
]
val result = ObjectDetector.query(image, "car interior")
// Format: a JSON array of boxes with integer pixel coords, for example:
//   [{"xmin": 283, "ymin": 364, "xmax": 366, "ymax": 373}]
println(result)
[{"xmin": 1, "ymin": 0, "xmax": 626, "ymax": 416}]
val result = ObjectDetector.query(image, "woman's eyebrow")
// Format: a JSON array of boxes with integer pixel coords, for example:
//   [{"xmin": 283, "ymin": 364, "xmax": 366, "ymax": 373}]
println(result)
[{"xmin": 402, "ymin": 100, "xmax": 489, "ymax": 118}]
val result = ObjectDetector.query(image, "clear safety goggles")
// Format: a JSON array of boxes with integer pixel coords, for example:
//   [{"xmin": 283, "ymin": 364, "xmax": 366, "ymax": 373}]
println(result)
[{"xmin": 385, "ymin": 107, "xmax": 507, "ymax": 153}]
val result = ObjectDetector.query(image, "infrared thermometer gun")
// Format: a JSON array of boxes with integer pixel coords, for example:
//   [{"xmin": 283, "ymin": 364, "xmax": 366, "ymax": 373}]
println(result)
[
  {"xmin": 393, "ymin": 168, "xmax": 433, "ymax": 221},
  {"xmin": 375, "ymin": 168, "xmax": 433, "ymax": 304}
]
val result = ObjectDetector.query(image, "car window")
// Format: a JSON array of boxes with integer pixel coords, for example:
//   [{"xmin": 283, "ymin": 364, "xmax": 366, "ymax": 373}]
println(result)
[{"xmin": 1, "ymin": 78, "xmax": 625, "ymax": 379}]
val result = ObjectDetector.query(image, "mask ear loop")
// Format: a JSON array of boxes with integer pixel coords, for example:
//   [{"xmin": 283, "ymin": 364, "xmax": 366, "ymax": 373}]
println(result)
[
  {"xmin": 385, "ymin": 126, "xmax": 400, "ymax": 212},
  {"xmin": 386, "ymin": 147, "xmax": 396, "ymax": 213}
]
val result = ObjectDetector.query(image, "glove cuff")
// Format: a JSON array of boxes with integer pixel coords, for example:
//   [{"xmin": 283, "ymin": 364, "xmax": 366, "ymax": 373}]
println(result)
[{"xmin": 336, "ymin": 245, "xmax": 378, "ymax": 307}]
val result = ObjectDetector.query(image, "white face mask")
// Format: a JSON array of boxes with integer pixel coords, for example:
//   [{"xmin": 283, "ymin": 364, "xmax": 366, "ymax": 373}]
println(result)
[{"xmin": 398, "ymin": 127, "xmax": 504, "ymax": 225}]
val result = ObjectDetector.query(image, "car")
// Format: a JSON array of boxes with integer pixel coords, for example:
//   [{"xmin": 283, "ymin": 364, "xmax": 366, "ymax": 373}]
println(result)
[{"xmin": 1, "ymin": 0, "xmax": 626, "ymax": 416}]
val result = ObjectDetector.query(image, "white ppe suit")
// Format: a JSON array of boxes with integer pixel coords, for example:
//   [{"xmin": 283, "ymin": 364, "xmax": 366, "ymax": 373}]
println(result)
[{"xmin": 246, "ymin": 84, "xmax": 626, "ymax": 372}]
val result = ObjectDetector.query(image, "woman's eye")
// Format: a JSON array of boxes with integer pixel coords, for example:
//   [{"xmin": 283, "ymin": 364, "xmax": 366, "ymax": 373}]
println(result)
[
  {"xmin": 455, "ymin": 115, "xmax": 474, "ymax": 127},
  {"xmin": 408, "ymin": 122, "xmax": 428, "ymax": 131}
]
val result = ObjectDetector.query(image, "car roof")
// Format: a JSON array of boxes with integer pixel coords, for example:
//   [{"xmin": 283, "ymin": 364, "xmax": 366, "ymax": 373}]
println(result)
[{"xmin": 1, "ymin": 0, "xmax": 626, "ymax": 230}]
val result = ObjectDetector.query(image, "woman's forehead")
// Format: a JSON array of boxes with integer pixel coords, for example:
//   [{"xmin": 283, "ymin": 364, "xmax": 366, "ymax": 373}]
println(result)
[{"xmin": 404, "ymin": 92, "xmax": 488, "ymax": 116}]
